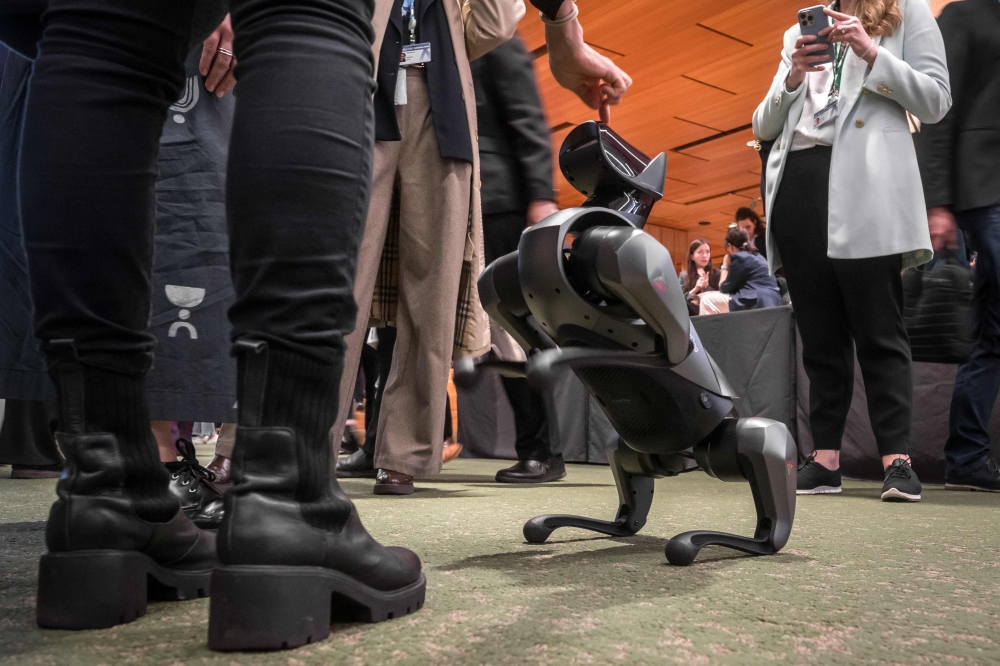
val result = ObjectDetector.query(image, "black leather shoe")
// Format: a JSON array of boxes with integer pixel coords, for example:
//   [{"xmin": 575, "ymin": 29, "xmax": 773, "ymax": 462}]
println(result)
[
  {"xmin": 495, "ymin": 456, "xmax": 567, "ymax": 484},
  {"xmin": 37, "ymin": 431, "xmax": 216, "ymax": 630},
  {"xmin": 166, "ymin": 438, "xmax": 226, "ymax": 522},
  {"xmin": 208, "ymin": 341, "xmax": 425, "ymax": 652},
  {"xmin": 336, "ymin": 448, "xmax": 377, "ymax": 478}
]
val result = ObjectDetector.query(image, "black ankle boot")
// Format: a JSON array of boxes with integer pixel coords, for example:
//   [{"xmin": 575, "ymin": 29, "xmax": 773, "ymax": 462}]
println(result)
[
  {"xmin": 36, "ymin": 343, "xmax": 215, "ymax": 630},
  {"xmin": 208, "ymin": 341, "xmax": 425, "ymax": 652}
]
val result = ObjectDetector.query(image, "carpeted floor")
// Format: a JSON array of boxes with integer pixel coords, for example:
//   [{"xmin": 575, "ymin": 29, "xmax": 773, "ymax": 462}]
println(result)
[{"xmin": 1, "ymin": 458, "xmax": 999, "ymax": 665}]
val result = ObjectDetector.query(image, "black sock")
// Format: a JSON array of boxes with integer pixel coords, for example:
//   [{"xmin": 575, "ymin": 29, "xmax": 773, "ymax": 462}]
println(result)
[
  {"xmin": 241, "ymin": 347, "xmax": 343, "ymax": 523},
  {"xmin": 79, "ymin": 367, "xmax": 177, "ymax": 522}
]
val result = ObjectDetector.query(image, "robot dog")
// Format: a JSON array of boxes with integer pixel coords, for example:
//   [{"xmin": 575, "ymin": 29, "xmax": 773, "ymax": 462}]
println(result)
[{"xmin": 455, "ymin": 121, "xmax": 796, "ymax": 566}]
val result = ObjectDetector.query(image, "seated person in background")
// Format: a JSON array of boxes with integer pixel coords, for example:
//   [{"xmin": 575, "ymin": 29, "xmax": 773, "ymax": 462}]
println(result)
[
  {"xmin": 735, "ymin": 206, "xmax": 767, "ymax": 260},
  {"xmin": 677, "ymin": 238, "xmax": 721, "ymax": 316},
  {"xmin": 700, "ymin": 228, "xmax": 782, "ymax": 316}
]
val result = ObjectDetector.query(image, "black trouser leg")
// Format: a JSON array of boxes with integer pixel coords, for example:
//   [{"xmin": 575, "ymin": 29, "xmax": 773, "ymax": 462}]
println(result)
[
  {"xmin": 17, "ymin": 0, "xmax": 221, "ymax": 520},
  {"xmin": 483, "ymin": 211, "xmax": 552, "ymax": 461},
  {"xmin": 360, "ymin": 335, "xmax": 379, "ymax": 432},
  {"xmin": 771, "ymin": 147, "xmax": 911, "ymax": 457},
  {"xmin": 500, "ymin": 376, "xmax": 552, "ymax": 461},
  {"xmin": 770, "ymin": 148, "xmax": 854, "ymax": 452},
  {"xmin": 834, "ymin": 255, "xmax": 911, "ymax": 456},
  {"xmin": 363, "ymin": 327, "xmax": 397, "ymax": 456}
]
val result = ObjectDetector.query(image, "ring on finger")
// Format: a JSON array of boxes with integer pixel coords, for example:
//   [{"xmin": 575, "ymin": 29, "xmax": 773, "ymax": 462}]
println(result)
[{"xmin": 217, "ymin": 47, "xmax": 234, "ymax": 57}]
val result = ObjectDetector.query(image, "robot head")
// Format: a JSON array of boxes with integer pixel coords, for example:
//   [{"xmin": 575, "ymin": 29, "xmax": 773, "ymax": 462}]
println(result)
[{"xmin": 559, "ymin": 121, "xmax": 666, "ymax": 229}]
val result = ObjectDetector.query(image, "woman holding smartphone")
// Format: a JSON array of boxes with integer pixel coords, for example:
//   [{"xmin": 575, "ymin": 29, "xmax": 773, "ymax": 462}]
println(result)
[{"xmin": 753, "ymin": 0, "xmax": 950, "ymax": 501}]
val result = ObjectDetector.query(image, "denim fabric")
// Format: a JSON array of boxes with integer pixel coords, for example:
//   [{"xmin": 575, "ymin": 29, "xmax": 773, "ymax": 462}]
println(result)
[{"xmin": 947, "ymin": 203, "xmax": 1000, "ymax": 472}]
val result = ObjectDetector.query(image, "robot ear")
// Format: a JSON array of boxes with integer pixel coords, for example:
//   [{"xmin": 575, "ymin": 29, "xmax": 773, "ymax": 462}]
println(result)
[
  {"xmin": 633, "ymin": 151, "xmax": 666, "ymax": 198},
  {"xmin": 558, "ymin": 121, "xmax": 666, "ymax": 226}
]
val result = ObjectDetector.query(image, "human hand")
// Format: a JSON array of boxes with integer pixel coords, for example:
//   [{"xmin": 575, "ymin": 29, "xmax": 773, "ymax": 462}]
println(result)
[
  {"xmin": 722, "ymin": 254, "xmax": 731, "ymax": 269},
  {"xmin": 695, "ymin": 272, "xmax": 709, "ymax": 292},
  {"xmin": 545, "ymin": 9, "xmax": 631, "ymax": 123},
  {"xmin": 527, "ymin": 200, "xmax": 559, "ymax": 226},
  {"xmin": 200, "ymin": 14, "xmax": 237, "ymax": 97},
  {"xmin": 786, "ymin": 34, "xmax": 831, "ymax": 91},
  {"xmin": 824, "ymin": 8, "xmax": 878, "ymax": 64},
  {"xmin": 927, "ymin": 207, "xmax": 958, "ymax": 251}
]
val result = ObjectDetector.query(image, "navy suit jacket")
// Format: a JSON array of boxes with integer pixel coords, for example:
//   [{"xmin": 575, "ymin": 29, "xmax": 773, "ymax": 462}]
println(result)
[{"xmin": 720, "ymin": 251, "xmax": 782, "ymax": 312}]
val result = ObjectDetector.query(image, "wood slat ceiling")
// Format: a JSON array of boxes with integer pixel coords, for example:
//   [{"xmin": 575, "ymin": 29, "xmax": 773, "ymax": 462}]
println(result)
[{"xmin": 518, "ymin": 0, "xmax": 958, "ymax": 263}]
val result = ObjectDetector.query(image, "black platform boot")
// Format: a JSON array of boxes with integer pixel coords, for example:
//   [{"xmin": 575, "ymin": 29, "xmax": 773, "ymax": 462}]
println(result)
[
  {"xmin": 208, "ymin": 341, "xmax": 425, "ymax": 652},
  {"xmin": 36, "ymin": 343, "xmax": 216, "ymax": 630}
]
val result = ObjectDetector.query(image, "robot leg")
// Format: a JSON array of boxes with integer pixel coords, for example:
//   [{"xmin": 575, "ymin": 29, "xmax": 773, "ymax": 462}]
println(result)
[{"xmin": 666, "ymin": 418, "xmax": 797, "ymax": 565}]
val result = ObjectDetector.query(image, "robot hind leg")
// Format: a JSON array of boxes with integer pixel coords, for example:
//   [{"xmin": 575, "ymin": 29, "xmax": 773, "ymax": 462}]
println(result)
[
  {"xmin": 666, "ymin": 418, "xmax": 797, "ymax": 566},
  {"xmin": 523, "ymin": 437, "xmax": 693, "ymax": 543}
]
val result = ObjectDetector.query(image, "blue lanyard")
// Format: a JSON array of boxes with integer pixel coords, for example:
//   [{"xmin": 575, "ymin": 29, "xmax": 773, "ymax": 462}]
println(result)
[{"xmin": 402, "ymin": 0, "xmax": 417, "ymax": 44}]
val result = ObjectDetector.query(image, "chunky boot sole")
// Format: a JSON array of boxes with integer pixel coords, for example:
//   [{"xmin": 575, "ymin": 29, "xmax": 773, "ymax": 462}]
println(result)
[
  {"xmin": 36, "ymin": 550, "xmax": 211, "ymax": 629},
  {"xmin": 208, "ymin": 565, "xmax": 426, "ymax": 651}
]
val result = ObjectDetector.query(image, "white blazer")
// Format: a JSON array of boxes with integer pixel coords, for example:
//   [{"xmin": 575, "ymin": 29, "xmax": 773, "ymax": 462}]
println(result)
[{"xmin": 753, "ymin": 0, "xmax": 951, "ymax": 274}]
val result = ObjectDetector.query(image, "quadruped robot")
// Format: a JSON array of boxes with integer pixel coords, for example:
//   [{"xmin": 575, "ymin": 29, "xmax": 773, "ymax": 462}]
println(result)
[{"xmin": 455, "ymin": 121, "xmax": 797, "ymax": 565}]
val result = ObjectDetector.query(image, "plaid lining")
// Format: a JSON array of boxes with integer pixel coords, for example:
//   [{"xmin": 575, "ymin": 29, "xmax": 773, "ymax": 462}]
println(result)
[
  {"xmin": 369, "ymin": 179, "xmax": 400, "ymax": 328},
  {"xmin": 367, "ymin": 173, "xmax": 489, "ymax": 357}
]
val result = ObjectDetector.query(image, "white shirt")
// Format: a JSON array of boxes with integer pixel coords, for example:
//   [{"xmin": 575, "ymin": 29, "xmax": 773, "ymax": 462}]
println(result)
[{"xmin": 790, "ymin": 64, "xmax": 836, "ymax": 151}]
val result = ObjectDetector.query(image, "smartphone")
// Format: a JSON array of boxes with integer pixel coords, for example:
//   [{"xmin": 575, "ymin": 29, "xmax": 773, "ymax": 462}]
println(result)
[{"xmin": 798, "ymin": 5, "xmax": 834, "ymax": 63}]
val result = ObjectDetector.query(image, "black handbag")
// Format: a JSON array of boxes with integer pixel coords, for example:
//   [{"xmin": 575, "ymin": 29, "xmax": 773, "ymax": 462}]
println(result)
[{"xmin": 902, "ymin": 251, "xmax": 975, "ymax": 364}]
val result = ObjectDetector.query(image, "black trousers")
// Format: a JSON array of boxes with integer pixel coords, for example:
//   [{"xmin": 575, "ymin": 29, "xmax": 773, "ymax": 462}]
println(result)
[
  {"xmin": 483, "ymin": 211, "xmax": 552, "ymax": 461},
  {"xmin": 770, "ymin": 147, "xmax": 911, "ymax": 457},
  {"xmin": 16, "ymin": 0, "xmax": 375, "ymax": 375}
]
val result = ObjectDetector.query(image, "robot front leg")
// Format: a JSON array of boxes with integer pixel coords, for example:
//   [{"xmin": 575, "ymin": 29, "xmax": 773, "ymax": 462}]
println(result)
[
  {"xmin": 666, "ymin": 418, "xmax": 797, "ymax": 566},
  {"xmin": 523, "ymin": 439, "xmax": 664, "ymax": 543}
]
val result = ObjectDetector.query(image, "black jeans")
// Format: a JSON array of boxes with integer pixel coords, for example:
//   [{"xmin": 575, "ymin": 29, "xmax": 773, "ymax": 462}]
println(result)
[
  {"xmin": 770, "ymin": 147, "xmax": 912, "ymax": 457},
  {"xmin": 16, "ymin": 0, "xmax": 375, "ymax": 376},
  {"xmin": 947, "ymin": 204, "xmax": 1000, "ymax": 472},
  {"xmin": 483, "ymin": 211, "xmax": 552, "ymax": 461}
]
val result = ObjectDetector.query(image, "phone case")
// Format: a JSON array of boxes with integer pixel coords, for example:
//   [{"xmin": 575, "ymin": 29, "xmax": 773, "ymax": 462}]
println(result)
[{"xmin": 798, "ymin": 5, "xmax": 834, "ymax": 63}]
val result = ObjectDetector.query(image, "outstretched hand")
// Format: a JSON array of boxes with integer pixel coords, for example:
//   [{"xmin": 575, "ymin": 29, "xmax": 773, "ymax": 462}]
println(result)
[{"xmin": 545, "ymin": 14, "xmax": 631, "ymax": 124}]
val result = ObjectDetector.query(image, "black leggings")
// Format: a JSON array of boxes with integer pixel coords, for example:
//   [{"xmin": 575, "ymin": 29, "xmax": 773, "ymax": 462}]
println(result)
[
  {"xmin": 770, "ymin": 147, "xmax": 911, "ymax": 457},
  {"xmin": 16, "ymin": 0, "xmax": 376, "ymax": 375}
]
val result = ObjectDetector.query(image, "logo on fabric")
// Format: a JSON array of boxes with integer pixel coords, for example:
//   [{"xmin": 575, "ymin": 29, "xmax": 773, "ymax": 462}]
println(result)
[
  {"xmin": 169, "ymin": 77, "xmax": 199, "ymax": 124},
  {"xmin": 166, "ymin": 285, "xmax": 205, "ymax": 339}
]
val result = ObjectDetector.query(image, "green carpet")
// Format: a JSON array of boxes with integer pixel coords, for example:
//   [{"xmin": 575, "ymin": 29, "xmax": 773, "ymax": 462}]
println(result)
[{"xmin": 2, "ymin": 459, "xmax": 999, "ymax": 665}]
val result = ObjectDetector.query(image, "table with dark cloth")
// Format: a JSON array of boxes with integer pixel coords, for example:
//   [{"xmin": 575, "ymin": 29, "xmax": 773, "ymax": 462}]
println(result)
[{"xmin": 457, "ymin": 306, "xmax": 1000, "ymax": 483}]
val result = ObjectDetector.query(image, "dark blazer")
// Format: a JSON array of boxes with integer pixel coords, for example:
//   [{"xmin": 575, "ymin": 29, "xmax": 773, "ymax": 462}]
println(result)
[
  {"xmin": 916, "ymin": 0, "xmax": 1000, "ymax": 212},
  {"xmin": 471, "ymin": 35, "xmax": 554, "ymax": 215},
  {"xmin": 720, "ymin": 251, "xmax": 782, "ymax": 312},
  {"xmin": 374, "ymin": 0, "xmax": 474, "ymax": 163}
]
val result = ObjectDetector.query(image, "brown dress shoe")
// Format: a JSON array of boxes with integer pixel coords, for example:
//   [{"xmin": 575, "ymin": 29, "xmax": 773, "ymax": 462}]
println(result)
[
  {"xmin": 205, "ymin": 455, "xmax": 232, "ymax": 493},
  {"xmin": 374, "ymin": 469, "xmax": 414, "ymax": 496},
  {"xmin": 442, "ymin": 441, "xmax": 463, "ymax": 464}
]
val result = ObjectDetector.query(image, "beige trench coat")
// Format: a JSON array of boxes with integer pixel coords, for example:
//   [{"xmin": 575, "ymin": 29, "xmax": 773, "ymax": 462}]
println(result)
[{"xmin": 367, "ymin": 0, "xmax": 525, "ymax": 358}]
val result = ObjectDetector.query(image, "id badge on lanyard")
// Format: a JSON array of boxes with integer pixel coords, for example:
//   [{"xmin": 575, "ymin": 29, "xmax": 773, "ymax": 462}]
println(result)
[
  {"xmin": 396, "ymin": 0, "xmax": 432, "ymax": 105},
  {"xmin": 814, "ymin": 44, "xmax": 847, "ymax": 129}
]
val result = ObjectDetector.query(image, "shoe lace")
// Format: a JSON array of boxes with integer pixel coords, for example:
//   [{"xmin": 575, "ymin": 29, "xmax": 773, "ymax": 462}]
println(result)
[
  {"xmin": 986, "ymin": 457, "xmax": 1000, "ymax": 475},
  {"xmin": 885, "ymin": 458, "xmax": 912, "ymax": 481},
  {"xmin": 798, "ymin": 451, "xmax": 817, "ymax": 472},
  {"xmin": 167, "ymin": 438, "xmax": 217, "ymax": 487}
]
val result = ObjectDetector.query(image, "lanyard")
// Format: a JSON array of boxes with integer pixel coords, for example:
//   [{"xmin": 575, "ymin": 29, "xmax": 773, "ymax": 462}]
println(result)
[
  {"xmin": 402, "ymin": 0, "xmax": 417, "ymax": 44},
  {"xmin": 829, "ymin": 43, "xmax": 848, "ymax": 100}
]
